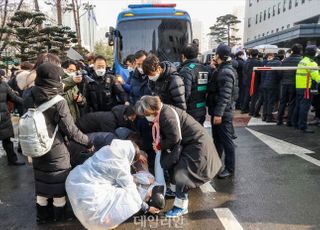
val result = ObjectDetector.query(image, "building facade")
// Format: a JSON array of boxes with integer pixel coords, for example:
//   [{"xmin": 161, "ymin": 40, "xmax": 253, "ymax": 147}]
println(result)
[{"xmin": 244, "ymin": 0, "xmax": 320, "ymax": 48}]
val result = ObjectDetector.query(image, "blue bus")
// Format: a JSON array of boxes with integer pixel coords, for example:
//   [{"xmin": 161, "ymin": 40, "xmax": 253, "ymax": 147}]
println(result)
[{"xmin": 106, "ymin": 3, "xmax": 194, "ymax": 82}]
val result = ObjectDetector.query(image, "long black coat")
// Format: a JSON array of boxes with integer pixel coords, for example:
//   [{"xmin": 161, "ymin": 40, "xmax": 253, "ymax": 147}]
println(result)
[
  {"xmin": 0, "ymin": 81, "xmax": 23, "ymax": 140},
  {"xmin": 159, "ymin": 105, "xmax": 222, "ymax": 189},
  {"xmin": 76, "ymin": 105, "xmax": 134, "ymax": 133},
  {"xmin": 25, "ymin": 87, "xmax": 91, "ymax": 197}
]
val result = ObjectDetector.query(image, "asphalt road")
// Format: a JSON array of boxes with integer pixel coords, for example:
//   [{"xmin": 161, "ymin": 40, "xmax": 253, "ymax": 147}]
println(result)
[{"xmin": 1, "ymin": 119, "xmax": 320, "ymax": 230}]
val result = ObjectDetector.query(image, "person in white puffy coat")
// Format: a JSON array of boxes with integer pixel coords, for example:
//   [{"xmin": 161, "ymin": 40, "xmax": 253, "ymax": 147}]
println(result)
[{"xmin": 66, "ymin": 139, "xmax": 144, "ymax": 230}]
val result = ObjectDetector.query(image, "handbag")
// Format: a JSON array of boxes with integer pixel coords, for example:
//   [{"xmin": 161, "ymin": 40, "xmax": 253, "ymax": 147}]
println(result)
[{"xmin": 160, "ymin": 106, "xmax": 183, "ymax": 170}]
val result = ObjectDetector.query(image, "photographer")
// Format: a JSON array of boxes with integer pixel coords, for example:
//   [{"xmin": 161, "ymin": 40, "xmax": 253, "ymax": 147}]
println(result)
[{"xmin": 62, "ymin": 60, "xmax": 87, "ymax": 121}]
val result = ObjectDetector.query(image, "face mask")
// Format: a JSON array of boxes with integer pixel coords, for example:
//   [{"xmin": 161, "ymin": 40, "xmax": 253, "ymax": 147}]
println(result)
[
  {"xmin": 128, "ymin": 67, "xmax": 134, "ymax": 72},
  {"xmin": 137, "ymin": 67, "xmax": 144, "ymax": 74},
  {"xmin": 145, "ymin": 115, "xmax": 155, "ymax": 122},
  {"xmin": 67, "ymin": 72, "xmax": 76, "ymax": 77},
  {"xmin": 148, "ymin": 74, "xmax": 160, "ymax": 82},
  {"xmin": 95, "ymin": 68, "xmax": 106, "ymax": 77}
]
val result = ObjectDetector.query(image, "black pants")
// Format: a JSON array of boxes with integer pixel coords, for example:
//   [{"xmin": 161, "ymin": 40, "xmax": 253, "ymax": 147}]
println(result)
[
  {"xmin": 211, "ymin": 118, "xmax": 235, "ymax": 172},
  {"xmin": 2, "ymin": 137, "xmax": 18, "ymax": 163},
  {"xmin": 249, "ymin": 89, "xmax": 260, "ymax": 115},
  {"xmin": 292, "ymin": 89, "xmax": 312, "ymax": 130},
  {"xmin": 278, "ymin": 84, "xmax": 296, "ymax": 123},
  {"xmin": 312, "ymin": 94, "xmax": 320, "ymax": 119},
  {"xmin": 263, "ymin": 88, "xmax": 278, "ymax": 120},
  {"xmin": 241, "ymin": 85, "xmax": 250, "ymax": 112}
]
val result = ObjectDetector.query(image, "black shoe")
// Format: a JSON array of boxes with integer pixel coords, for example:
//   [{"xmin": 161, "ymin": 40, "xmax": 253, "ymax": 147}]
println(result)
[
  {"xmin": 217, "ymin": 169, "xmax": 234, "ymax": 179},
  {"xmin": 248, "ymin": 113, "xmax": 254, "ymax": 116},
  {"xmin": 253, "ymin": 113, "xmax": 261, "ymax": 118},
  {"xmin": 277, "ymin": 121, "xmax": 283, "ymax": 126},
  {"xmin": 53, "ymin": 205, "xmax": 74, "ymax": 222},
  {"xmin": 36, "ymin": 204, "xmax": 53, "ymax": 224},
  {"xmin": 8, "ymin": 160, "xmax": 25, "ymax": 166},
  {"xmin": 302, "ymin": 129, "xmax": 314, "ymax": 134}
]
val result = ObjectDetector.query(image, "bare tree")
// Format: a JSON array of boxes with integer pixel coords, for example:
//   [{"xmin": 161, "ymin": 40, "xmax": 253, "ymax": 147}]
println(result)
[
  {"xmin": 56, "ymin": 0, "xmax": 62, "ymax": 25},
  {"xmin": 72, "ymin": 0, "xmax": 81, "ymax": 45}
]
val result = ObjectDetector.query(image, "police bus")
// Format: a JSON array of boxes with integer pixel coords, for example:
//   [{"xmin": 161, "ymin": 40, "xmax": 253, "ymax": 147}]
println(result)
[{"xmin": 106, "ymin": 3, "xmax": 194, "ymax": 82}]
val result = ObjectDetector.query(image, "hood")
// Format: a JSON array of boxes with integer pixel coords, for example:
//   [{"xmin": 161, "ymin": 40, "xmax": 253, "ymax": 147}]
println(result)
[
  {"xmin": 179, "ymin": 58, "xmax": 200, "ymax": 69},
  {"xmin": 159, "ymin": 61, "xmax": 178, "ymax": 80},
  {"xmin": 16, "ymin": 70, "xmax": 31, "ymax": 90},
  {"xmin": 110, "ymin": 139, "xmax": 136, "ymax": 163},
  {"xmin": 18, "ymin": 70, "xmax": 36, "ymax": 90}
]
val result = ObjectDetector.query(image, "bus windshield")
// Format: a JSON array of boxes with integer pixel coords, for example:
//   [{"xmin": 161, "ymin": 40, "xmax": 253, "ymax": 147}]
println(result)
[{"xmin": 117, "ymin": 18, "xmax": 191, "ymax": 64}]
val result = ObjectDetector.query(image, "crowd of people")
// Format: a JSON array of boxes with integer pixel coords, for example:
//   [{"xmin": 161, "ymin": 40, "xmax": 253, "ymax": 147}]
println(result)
[
  {"xmin": 236, "ymin": 44, "xmax": 320, "ymax": 132},
  {"xmin": 0, "ymin": 40, "xmax": 319, "ymax": 227}
]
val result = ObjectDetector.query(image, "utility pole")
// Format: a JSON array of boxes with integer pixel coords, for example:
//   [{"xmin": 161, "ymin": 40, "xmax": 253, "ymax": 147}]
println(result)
[{"xmin": 83, "ymin": 2, "xmax": 95, "ymax": 51}]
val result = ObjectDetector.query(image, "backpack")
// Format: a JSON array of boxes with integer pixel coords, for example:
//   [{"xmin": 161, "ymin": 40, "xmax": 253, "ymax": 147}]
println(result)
[{"xmin": 19, "ymin": 95, "xmax": 65, "ymax": 158}]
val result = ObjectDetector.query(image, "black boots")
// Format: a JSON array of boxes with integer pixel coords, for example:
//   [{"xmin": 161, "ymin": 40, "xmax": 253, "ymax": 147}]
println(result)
[
  {"xmin": 36, "ymin": 203, "xmax": 74, "ymax": 224},
  {"xmin": 36, "ymin": 204, "xmax": 53, "ymax": 224}
]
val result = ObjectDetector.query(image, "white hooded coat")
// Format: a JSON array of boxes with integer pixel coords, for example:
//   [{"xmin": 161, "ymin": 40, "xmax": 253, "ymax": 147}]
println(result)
[{"xmin": 66, "ymin": 140, "xmax": 142, "ymax": 230}]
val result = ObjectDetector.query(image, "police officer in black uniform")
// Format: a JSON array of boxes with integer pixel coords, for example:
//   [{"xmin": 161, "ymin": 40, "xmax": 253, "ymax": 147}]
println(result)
[
  {"xmin": 86, "ymin": 55, "xmax": 129, "ymax": 112},
  {"xmin": 179, "ymin": 43, "xmax": 209, "ymax": 125},
  {"xmin": 207, "ymin": 44, "xmax": 238, "ymax": 179}
]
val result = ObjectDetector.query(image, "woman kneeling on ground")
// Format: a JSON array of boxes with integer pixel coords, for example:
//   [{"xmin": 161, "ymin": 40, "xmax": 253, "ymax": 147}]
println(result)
[{"xmin": 136, "ymin": 95, "xmax": 222, "ymax": 218}]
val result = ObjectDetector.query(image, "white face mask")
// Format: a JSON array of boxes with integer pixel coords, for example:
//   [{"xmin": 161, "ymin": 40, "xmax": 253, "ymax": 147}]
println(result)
[
  {"xmin": 145, "ymin": 115, "xmax": 155, "ymax": 122},
  {"xmin": 67, "ymin": 72, "xmax": 76, "ymax": 77},
  {"xmin": 148, "ymin": 74, "xmax": 160, "ymax": 82},
  {"xmin": 95, "ymin": 68, "xmax": 106, "ymax": 77},
  {"xmin": 128, "ymin": 67, "xmax": 134, "ymax": 72},
  {"xmin": 137, "ymin": 67, "xmax": 144, "ymax": 74}
]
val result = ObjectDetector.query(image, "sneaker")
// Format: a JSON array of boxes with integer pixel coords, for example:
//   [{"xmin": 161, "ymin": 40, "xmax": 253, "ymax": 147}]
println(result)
[
  {"xmin": 165, "ymin": 206, "xmax": 188, "ymax": 218},
  {"xmin": 165, "ymin": 188, "xmax": 176, "ymax": 198}
]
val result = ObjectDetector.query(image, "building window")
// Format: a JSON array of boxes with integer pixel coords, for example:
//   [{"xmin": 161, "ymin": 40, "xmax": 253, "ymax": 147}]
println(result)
[
  {"xmin": 249, "ymin": 0, "xmax": 252, "ymax": 7},
  {"xmin": 260, "ymin": 12, "xmax": 262, "ymax": 22},
  {"xmin": 283, "ymin": 0, "xmax": 286, "ymax": 12},
  {"xmin": 289, "ymin": 0, "xmax": 292, "ymax": 9},
  {"xmin": 273, "ymin": 5, "xmax": 276, "ymax": 16},
  {"xmin": 271, "ymin": 30, "xmax": 274, "ymax": 33},
  {"xmin": 278, "ymin": 3, "xmax": 281, "ymax": 14},
  {"xmin": 257, "ymin": 0, "xmax": 259, "ymax": 2},
  {"xmin": 282, "ymin": 26, "xmax": 285, "ymax": 30},
  {"xmin": 248, "ymin": 18, "xmax": 251, "ymax": 27},
  {"xmin": 268, "ymin": 8, "xmax": 271, "ymax": 19},
  {"xmin": 264, "ymin": 10, "xmax": 266, "ymax": 20},
  {"xmin": 267, "ymin": 31, "xmax": 269, "ymax": 35},
  {"xmin": 254, "ymin": 36, "xmax": 257, "ymax": 39},
  {"xmin": 262, "ymin": 33, "xmax": 265, "ymax": 36},
  {"xmin": 276, "ymin": 28, "xmax": 279, "ymax": 32},
  {"xmin": 302, "ymin": 0, "xmax": 305, "ymax": 4},
  {"xmin": 256, "ymin": 14, "xmax": 258, "ymax": 24},
  {"xmin": 258, "ymin": 34, "xmax": 261, "ymax": 38},
  {"xmin": 287, "ymin": 24, "xmax": 290, "ymax": 28},
  {"xmin": 295, "ymin": 0, "xmax": 298, "ymax": 6}
]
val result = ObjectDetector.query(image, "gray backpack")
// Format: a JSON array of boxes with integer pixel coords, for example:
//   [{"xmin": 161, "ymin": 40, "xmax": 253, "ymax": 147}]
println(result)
[{"xmin": 19, "ymin": 95, "xmax": 64, "ymax": 158}]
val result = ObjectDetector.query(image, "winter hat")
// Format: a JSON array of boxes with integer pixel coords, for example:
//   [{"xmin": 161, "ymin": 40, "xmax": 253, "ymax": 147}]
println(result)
[
  {"xmin": 35, "ymin": 62, "xmax": 64, "ymax": 90},
  {"xmin": 216, "ymin": 43, "xmax": 231, "ymax": 60},
  {"xmin": 305, "ymin": 45, "xmax": 317, "ymax": 57},
  {"xmin": 0, "ymin": 69, "xmax": 5, "ymax": 77}
]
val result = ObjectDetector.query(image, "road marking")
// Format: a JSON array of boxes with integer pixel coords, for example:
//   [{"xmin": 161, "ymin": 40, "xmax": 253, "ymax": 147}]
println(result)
[
  {"xmin": 246, "ymin": 128, "xmax": 314, "ymax": 155},
  {"xmin": 200, "ymin": 181, "xmax": 216, "ymax": 193},
  {"xmin": 246, "ymin": 128, "xmax": 320, "ymax": 167},
  {"xmin": 214, "ymin": 208, "xmax": 243, "ymax": 230},
  {"xmin": 295, "ymin": 152, "xmax": 320, "ymax": 167},
  {"xmin": 247, "ymin": 117, "xmax": 276, "ymax": 126}
]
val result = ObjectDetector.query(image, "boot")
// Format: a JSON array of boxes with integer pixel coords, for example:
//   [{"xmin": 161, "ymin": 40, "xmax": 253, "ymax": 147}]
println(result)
[
  {"xmin": 36, "ymin": 204, "xmax": 53, "ymax": 224},
  {"xmin": 53, "ymin": 206, "xmax": 65, "ymax": 222}
]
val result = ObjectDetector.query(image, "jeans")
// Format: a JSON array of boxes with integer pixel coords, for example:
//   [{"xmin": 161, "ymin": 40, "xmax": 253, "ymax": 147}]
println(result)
[
  {"xmin": 278, "ymin": 84, "xmax": 296, "ymax": 123},
  {"xmin": 292, "ymin": 89, "xmax": 312, "ymax": 130},
  {"xmin": 211, "ymin": 118, "xmax": 235, "ymax": 172}
]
